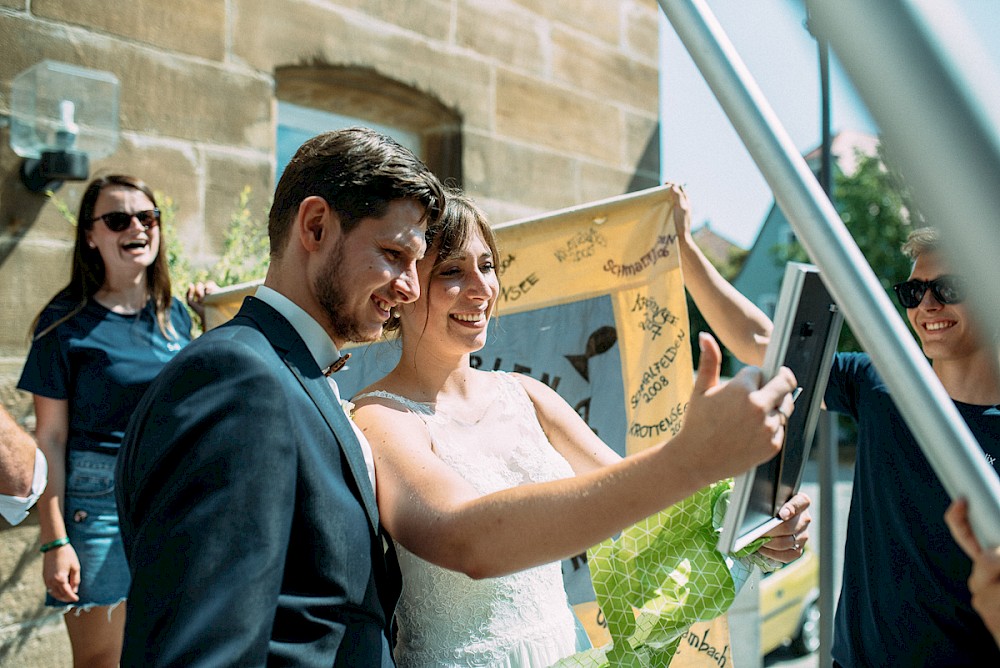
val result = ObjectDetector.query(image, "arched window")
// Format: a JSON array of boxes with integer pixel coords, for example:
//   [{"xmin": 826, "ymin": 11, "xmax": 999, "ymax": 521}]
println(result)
[{"xmin": 275, "ymin": 65, "xmax": 462, "ymax": 186}]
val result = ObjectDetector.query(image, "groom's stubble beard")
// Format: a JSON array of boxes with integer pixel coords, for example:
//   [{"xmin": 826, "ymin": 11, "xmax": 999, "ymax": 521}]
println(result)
[{"xmin": 315, "ymin": 241, "xmax": 384, "ymax": 345}]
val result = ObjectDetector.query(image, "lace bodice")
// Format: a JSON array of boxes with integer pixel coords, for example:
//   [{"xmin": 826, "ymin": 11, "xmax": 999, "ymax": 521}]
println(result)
[{"xmin": 356, "ymin": 372, "xmax": 579, "ymax": 667}]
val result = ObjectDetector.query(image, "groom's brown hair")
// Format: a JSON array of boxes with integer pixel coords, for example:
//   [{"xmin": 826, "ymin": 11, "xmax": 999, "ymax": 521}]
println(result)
[{"xmin": 268, "ymin": 126, "xmax": 444, "ymax": 259}]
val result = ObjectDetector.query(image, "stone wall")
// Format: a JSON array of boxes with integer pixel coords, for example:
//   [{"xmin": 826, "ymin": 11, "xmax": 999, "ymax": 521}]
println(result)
[{"xmin": 0, "ymin": 1, "xmax": 660, "ymax": 664}]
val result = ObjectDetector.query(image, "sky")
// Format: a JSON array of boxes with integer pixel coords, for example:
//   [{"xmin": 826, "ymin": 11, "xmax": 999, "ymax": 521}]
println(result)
[{"xmin": 658, "ymin": 0, "xmax": 1000, "ymax": 249}]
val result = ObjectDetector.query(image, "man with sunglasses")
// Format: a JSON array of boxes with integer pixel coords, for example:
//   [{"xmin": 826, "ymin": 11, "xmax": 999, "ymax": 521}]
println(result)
[{"xmin": 669, "ymin": 184, "xmax": 1000, "ymax": 665}]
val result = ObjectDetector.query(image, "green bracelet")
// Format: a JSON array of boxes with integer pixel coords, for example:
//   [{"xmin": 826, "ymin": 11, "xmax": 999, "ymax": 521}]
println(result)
[{"xmin": 39, "ymin": 537, "xmax": 70, "ymax": 553}]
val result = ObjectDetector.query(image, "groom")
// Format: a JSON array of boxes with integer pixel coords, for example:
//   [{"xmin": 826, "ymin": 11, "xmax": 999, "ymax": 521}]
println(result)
[{"xmin": 116, "ymin": 127, "xmax": 445, "ymax": 666}]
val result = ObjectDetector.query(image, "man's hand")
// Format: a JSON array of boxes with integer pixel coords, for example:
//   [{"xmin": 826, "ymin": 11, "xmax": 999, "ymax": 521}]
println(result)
[
  {"xmin": 945, "ymin": 498, "xmax": 1000, "ymax": 646},
  {"xmin": 758, "ymin": 492, "xmax": 812, "ymax": 564}
]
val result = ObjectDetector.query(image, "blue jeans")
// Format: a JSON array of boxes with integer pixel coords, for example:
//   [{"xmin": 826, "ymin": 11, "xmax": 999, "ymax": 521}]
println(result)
[{"xmin": 45, "ymin": 449, "xmax": 129, "ymax": 609}]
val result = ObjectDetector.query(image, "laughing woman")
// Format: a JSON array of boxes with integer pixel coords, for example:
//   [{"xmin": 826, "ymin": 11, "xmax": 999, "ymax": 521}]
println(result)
[{"xmin": 17, "ymin": 175, "xmax": 206, "ymax": 667}]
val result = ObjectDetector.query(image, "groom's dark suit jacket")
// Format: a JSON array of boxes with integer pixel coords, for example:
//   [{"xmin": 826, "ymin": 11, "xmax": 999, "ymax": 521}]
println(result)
[{"xmin": 116, "ymin": 297, "xmax": 400, "ymax": 667}]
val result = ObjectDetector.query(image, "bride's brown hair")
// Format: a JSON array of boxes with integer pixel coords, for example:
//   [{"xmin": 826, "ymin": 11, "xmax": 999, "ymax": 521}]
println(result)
[{"xmin": 383, "ymin": 187, "xmax": 500, "ymax": 336}]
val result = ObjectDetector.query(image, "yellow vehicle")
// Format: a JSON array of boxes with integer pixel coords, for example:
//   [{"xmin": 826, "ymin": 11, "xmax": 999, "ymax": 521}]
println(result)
[{"xmin": 759, "ymin": 545, "xmax": 821, "ymax": 656}]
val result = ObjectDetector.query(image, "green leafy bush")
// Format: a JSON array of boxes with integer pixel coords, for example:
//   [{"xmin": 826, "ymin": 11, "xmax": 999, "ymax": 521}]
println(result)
[{"xmin": 160, "ymin": 185, "xmax": 271, "ymax": 293}]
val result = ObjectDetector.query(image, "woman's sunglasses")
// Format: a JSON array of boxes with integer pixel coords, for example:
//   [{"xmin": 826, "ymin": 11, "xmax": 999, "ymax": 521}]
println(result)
[
  {"xmin": 91, "ymin": 209, "xmax": 161, "ymax": 232},
  {"xmin": 892, "ymin": 275, "xmax": 964, "ymax": 309}
]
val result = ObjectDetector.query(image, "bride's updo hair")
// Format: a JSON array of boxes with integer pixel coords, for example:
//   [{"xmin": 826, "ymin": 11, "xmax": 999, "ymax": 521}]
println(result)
[{"xmin": 383, "ymin": 187, "xmax": 500, "ymax": 335}]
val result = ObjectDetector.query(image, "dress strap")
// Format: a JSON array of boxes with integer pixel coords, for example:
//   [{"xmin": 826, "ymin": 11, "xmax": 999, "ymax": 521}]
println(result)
[{"xmin": 353, "ymin": 389, "xmax": 434, "ymax": 415}]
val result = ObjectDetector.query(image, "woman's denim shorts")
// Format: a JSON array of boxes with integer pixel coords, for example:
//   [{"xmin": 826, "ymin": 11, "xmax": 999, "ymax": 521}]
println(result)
[{"xmin": 45, "ymin": 449, "xmax": 130, "ymax": 610}]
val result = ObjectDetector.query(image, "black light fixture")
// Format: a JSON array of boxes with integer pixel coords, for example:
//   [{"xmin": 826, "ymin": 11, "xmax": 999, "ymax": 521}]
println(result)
[{"xmin": 10, "ymin": 60, "xmax": 120, "ymax": 193}]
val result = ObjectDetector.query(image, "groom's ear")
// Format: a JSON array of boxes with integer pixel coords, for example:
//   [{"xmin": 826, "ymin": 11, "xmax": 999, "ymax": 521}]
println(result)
[{"xmin": 297, "ymin": 196, "xmax": 340, "ymax": 252}]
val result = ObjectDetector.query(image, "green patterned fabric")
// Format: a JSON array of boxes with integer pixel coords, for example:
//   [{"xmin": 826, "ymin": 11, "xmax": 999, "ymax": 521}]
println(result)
[{"xmin": 553, "ymin": 479, "xmax": 768, "ymax": 667}]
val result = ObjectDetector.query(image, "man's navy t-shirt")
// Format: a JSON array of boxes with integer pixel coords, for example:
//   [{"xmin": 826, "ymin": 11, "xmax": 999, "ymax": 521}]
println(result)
[{"xmin": 825, "ymin": 352, "xmax": 1000, "ymax": 666}]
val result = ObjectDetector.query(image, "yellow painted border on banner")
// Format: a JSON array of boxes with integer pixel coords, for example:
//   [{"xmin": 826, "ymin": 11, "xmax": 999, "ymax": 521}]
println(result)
[{"xmin": 490, "ymin": 187, "xmax": 693, "ymax": 456}]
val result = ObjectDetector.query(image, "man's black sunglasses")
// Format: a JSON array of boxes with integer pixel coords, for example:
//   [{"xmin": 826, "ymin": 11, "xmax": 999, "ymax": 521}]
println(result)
[
  {"xmin": 892, "ymin": 275, "xmax": 964, "ymax": 309},
  {"xmin": 92, "ymin": 209, "xmax": 161, "ymax": 232}
]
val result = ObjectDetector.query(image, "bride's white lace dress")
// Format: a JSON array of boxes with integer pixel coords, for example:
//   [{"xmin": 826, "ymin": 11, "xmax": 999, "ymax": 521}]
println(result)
[{"xmin": 356, "ymin": 371, "xmax": 579, "ymax": 667}]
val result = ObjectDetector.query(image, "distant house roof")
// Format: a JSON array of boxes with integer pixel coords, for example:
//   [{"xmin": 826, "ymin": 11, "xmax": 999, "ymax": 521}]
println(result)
[
  {"xmin": 802, "ymin": 129, "xmax": 879, "ymax": 177},
  {"xmin": 731, "ymin": 129, "xmax": 880, "ymax": 311},
  {"xmin": 692, "ymin": 222, "xmax": 743, "ymax": 269}
]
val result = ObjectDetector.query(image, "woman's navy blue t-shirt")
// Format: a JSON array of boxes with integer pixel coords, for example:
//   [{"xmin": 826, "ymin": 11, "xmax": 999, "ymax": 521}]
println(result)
[
  {"xmin": 825, "ymin": 352, "xmax": 1000, "ymax": 667},
  {"xmin": 18, "ymin": 296, "xmax": 193, "ymax": 455}
]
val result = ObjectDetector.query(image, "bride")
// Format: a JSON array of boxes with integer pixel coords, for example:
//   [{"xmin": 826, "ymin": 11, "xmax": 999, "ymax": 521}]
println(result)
[{"xmin": 351, "ymin": 188, "xmax": 811, "ymax": 667}]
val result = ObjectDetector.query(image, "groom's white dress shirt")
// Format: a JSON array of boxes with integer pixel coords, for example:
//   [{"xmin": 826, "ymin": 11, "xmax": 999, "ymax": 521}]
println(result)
[{"xmin": 255, "ymin": 286, "xmax": 376, "ymax": 493}]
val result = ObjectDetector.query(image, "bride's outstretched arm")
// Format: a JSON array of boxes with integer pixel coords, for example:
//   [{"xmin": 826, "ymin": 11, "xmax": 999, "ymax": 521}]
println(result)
[
  {"xmin": 518, "ymin": 365, "xmax": 810, "ymax": 564},
  {"xmin": 354, "ymin": 333, "xmax": 799, "ymax": 579}
]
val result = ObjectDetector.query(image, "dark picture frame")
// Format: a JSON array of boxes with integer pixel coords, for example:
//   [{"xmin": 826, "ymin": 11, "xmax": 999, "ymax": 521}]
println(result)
[{"xmin": 718, "ymin": 262, "xmax": 844, "ymax": 554}]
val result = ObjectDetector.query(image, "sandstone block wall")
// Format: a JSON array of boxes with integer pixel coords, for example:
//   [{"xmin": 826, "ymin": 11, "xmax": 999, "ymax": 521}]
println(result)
[{"xmin": 0, "ymin": 2, "xmax": 660, "ymax": 663}]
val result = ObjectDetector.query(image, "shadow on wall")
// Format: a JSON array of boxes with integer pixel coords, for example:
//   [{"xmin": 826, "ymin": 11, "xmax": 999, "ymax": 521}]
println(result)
[
  {"xmin": 0, "ymin": 514, "xmax": 72, "ymax": 667},
  {"xmin": 0, "ymin": 176, "xmax": 48, "ymax": 269},
  {"xmin": 626, "ymin": 123, "xmax": 661, "ymax": 194}
]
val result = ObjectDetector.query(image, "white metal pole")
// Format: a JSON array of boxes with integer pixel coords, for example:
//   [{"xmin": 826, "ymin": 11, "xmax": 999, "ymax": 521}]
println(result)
[
  {"xmin": 806, "ymin": 0, "xmax": 1000, "ymax": 351},
  {"xmin": 656, "ymin": 0, "xmax": 1000, "ymax": 546},
  {"xmin": 804, "ymin": 0, "xmax": 1000, "ymax": 545}
]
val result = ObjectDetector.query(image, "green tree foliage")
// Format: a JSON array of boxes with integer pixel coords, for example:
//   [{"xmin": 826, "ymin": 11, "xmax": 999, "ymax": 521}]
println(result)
[
  {"xmin": 772, "ymin": 147, "xmax": 921, "ymax": 352},
  {"xmin": 206, "ymin": 186, "xmax": 272, "ymax": 287},
  {"xmin": 163, "ymin": 187, "xmax": 271, "ymax": 332},
  {"xmin": 163, "ymin": 185, "xmax": 271, "ymax": 292},
  {"xmin": 156, "ymin": 194, "xmax": 193, "ymax": 298}
]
